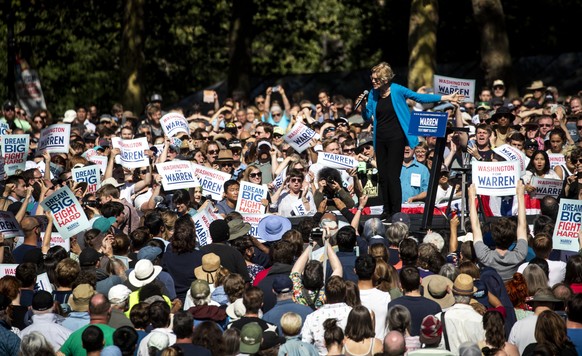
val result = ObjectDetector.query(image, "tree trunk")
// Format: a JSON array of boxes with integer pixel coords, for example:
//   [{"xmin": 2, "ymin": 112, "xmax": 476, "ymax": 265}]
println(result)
[
  {"xmin": 121, "ymin": 0, "xmax": 145, "ymax": 114},
  {"xmin": 408, "ymin": 0, "xmax": 439, "ymax": 92},
  {"xmin": 472, "ymin": 0, "xmax": 515, "ymax": 97},
  {"xmin": 227, "ymin": 0, "xmax": 254, "ymax": 102}
]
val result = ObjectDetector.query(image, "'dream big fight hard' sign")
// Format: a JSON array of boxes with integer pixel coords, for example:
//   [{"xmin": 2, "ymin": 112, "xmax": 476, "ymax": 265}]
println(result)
[
  {"xmin": 1, "ymin": 134, "xmax": 29, "ymax": 175},
  {"xmin": 40, "ymin": 186, "xmax": 90, "ymax": 239}
]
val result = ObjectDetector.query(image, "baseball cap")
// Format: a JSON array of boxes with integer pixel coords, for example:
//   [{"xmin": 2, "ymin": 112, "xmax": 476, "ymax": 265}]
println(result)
[
  {"xmin": 493, "ymin": 79, "xmax": 505, "ymax": 87},
  {"xmin": 79, "ymin": 247, "xmax": 102, "ymax": 267},
  {"xmin": 524, "ymin": 138, "xmax": 538, "ymax": 149},
  {"xmin": 272, "ymin": 275, "xmax": 293, "ymax": 294},
  {"xmin": 391, "ymin": 212, "xmax": 411, "ymax": 228},
  {"xmin": 3, "ymin": 100, "xmax": 15, "ymax": 110},
  {"xmin": 32, "ymin": 290, "xmax": 54, "ymax": 311},
  {"xmin": 108, "ymin": 284, "xmax": 132, "ymax": 305},
  {"xmin": 240, "ymin": 322, "xmax": 263, "ymax": 354},
  {"xmin": 137, "ymin": 246, "xmax": 163, "ymax": 262},
  {"xmin": 419, "ymin": 315, "xmax": 443, "ymax": 346},
  {"xmin": 273, "ymin": 127, "xmax": 285, "ymax": 136}
]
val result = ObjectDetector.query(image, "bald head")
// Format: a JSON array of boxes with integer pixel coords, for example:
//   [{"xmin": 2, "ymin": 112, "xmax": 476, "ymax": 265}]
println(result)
[
  {"xmin": 89, "ymin": 293, "xmax": 111, "ymax": 317},
  {"xmin": 383, "ymin": 331, "xmax": 406, "ymax": 356},
  {"xmin": 21, "ymin": 217, "xmax": 40, "ymax": 240}
]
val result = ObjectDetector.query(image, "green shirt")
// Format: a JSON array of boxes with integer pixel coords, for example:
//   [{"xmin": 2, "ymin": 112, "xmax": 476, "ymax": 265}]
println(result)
[{"xmin": 59, "ymin": 323, "xmax": 115, "ymax": 356}]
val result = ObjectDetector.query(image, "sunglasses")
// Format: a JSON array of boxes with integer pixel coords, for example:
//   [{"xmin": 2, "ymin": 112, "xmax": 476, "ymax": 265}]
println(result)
[
  {"xmin": 256, "ymin": 100, "xmax": 265, "ymax": 104},
  {"xmin": 250, "ymin": 172, "xmax": 262, "ymax": 178},
  {"xmin": 370, "ymin": 76, "xmax": 384, "ymax": 83},
  {"xmin": 290, "ymin": 178, "xmax": 303, "ymax": 183},
  {"xmin": 254, "ymin": 131, "xmax": 264, "ymax": 136},
  {"xmin": 577, "ymin": 126, "xmax": 582, "ymax": 130},
  {"xmin": 273, "ymin": 134, "xmax": 283, "ymax": 139},
  {"xmin": 343, "ymin": 148, "xmax": 355, "ymax": 153},
  {"xmin": 575, "ymin": 158, "xmax": 582, "ymax": 164},
  {"xmin": 220, "ymin": 163, "xmax": 234, "ymax": 167},
  {"xmin": 427, "ymin": 156, "xmax": 434, "ymax": 161},
  {"xmin": 33, "ymin": 120, "xmax": 43, "ymax": 123},
  {"xmin": 207, "ymin": 150, "xmax": 219, "ymax": 155},
  {"xmin": 493, "ymin": 86, "xmax": 504, "ymax": 90},
  {"xmin": 362, "ymin": 145, "xmax": 372, "ymax": 150},
  {"xmin": 140, "ymin": 170, "xmax": 148, "ymax": 174},
  {"xmin": 236, "ymin": 125, "xmax": 242, "ymax": 129},
  {"xmin": 272, "ymin": 113, "xmax": 282, "ymax": 117},
  {"xmin": 337, "ymin": 122, "xmax": 348, "ymax": 127},
  {"xmin": 232, "ymin": 150, "xmax": 241, "ymax": 155},
  {"xmin": 539, "ymin": 124, "xmax": 552, "ymax": 127}
]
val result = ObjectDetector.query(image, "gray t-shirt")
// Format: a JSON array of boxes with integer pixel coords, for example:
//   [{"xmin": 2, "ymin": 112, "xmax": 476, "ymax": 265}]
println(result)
[{"xmin": 474, "ymin": 239, "xmax": 528, "ymax": 280}]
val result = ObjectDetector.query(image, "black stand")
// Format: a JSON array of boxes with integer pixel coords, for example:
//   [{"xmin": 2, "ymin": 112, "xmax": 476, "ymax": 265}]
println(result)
[{"xmin": 421, "ymin": 127, "xmax": 470, "ymax": 230}]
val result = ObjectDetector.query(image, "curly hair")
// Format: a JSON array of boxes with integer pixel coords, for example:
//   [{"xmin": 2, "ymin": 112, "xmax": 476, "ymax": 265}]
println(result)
[
  {"xmin": 170, "ymin": 215, "xmax": 197, "ymax": 254},
  {"xmin": 483, "ymin": 310, "xmax": 506, "ymax": 349},
  {"xmin": 505, "ymin": 273, "xmax": 529, "ymax": 308}
]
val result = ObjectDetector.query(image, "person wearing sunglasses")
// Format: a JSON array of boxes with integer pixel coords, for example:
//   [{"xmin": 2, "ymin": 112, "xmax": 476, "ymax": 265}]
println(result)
[
  {"xmin": 263, "ymin": 85, "xmax": 291, "ymax": 128},
  {"xmin": 241, "ymin": 165, "xmax": 271, "ymax": 210},
  {"xmin": 359, "ymin": 62, "xmax": 463, "ymax": 221},
  {"xmin": 274, "ymin": 168, "xmax": 314, "ymax": 217}
]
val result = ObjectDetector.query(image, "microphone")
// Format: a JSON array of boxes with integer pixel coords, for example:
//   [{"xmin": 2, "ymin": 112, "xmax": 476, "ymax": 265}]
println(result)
[{"xmin": 354, "ymin": 90, "xmax": 369, "ymax": 111}]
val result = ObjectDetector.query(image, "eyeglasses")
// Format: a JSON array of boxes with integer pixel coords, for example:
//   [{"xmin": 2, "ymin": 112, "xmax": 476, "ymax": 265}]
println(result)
[
  {"xmin": 207, "ymin": 150, "xmax": 219, "ymax": 155},
  {"xmin": 143, "ymin": 131, "xmax": 151, "ymax": 135},
  {"xmin": 254, "ymin": 131, "xmax": 264, "ymax": 136},
  {"xmin": 362, "ymin": 145, "xmax": 372, "ymax": 150},
  {"xmin": 427, "ymin": 156, "xmax": 434, "ymax": 161},
  {"xmin": 250, "ymin": 172, "xmax": 262, "ymax": 178},
  {"xmin": 539, "ymin": 124, "xmax": 552, "ymax": 127},
  {"xmin": 343, "ymin": 148, "xmax": 355, "ymax": 153},
  {"xmin": 256, "ymin": 100, "xmax": 265, "ymax": 104},
  {"xmin": 33, "ymin": 120, "xmax": 43, "ymax": 123},
  {"xmin": 337, "ymin": 122, "xmax": 348, "ymax": 127},
  {"xmin": 577, "ymin": 126, "xmax": 582, "ymax": 130},
  {"xmin": 272, "ymin": 113, "xmax": 282, "ymax": 117},
  {"xmin": 40, "ymin": 115, "xmax": 47, "ymax": 119},
  {"xmin": 140, "ymin": 170, "xmax": 148, "ymax": 174},
  {"xmin": 232, "ymin": 150, "xmax": 241, "ymax": 155},
  {"xmin": 324, "ymin": 127, "xmax": 336, "ymax": 132},
  {"xmin": 290, "ymin": 178, "xmax": 303, "ymax": 183},
  {"xmin": 220, "ymin": 163, "xmax": 234, "ymax": 167},
  {"xmin": 273, "ymin": 134, "xmax": 283, "ymax": 139},
  {"xmin": 493, "ymin": 86, "xmax": 504, "ymax": 90}
]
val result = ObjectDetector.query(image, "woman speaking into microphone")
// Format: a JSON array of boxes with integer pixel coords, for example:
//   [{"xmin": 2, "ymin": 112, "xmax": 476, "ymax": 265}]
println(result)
[{"xmin": 359, "ymin": 62, "xmax": 463, "ymax": 221}]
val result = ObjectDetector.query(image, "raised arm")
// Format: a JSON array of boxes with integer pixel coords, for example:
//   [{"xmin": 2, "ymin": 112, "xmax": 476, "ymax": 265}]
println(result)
[
  {"xmin": 468, "ymin": 184, "xmax": 483, "ymax": 242},
  {"xmin": 104, "ymin": 148, "xmax": 119, "ymax": 179},
  {"xmin": 327, "ymin": 241, "xmax": 343, "ymax": 277},
  {"xmin": 278, "ymin": 86, "xmax": 291, "ymax": 113},
  {"xmin": 516, "ymin": 180, "xmax": 526, "ymax": 241},
  {"xmin": 449, "ymin": 215, "xmax": 460, "ymax": 254},
  {"xmin": 291, "ymin": 243, "xmax": 313, "ymax": 274},
  {"xmin": 41, "ymin": 212, "xmax": 54, "ymax": 254}
]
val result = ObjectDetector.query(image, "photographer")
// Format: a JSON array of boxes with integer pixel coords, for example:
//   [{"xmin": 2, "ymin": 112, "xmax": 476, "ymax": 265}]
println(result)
[{"xmin": 313, "ymin": 167, "xmax": 355, "ymax": 211}]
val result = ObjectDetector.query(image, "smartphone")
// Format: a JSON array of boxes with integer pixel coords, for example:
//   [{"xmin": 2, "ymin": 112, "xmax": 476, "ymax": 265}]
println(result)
[
  {"xmin": 272, "ymin": 86, "xmax": 279, "ymax": 92},
  {"xmin": 468, "ymin": 139, "xmax": 476, "ymax": 148}
]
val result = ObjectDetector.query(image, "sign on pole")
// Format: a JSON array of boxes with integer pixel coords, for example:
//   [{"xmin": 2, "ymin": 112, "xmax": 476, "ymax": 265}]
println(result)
[{"xmin": 408, "ymin": 112, "xmax": 448, "ymax": 137}]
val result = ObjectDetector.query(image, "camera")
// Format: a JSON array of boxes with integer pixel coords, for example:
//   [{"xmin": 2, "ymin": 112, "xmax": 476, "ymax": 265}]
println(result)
[
  {"xmin": 82, "ymin": 200, "xmax": 98, "ymax": 207},
  {"xmin": 272, "ymin": 86, "xmax": 279, "ymax": 93},
  {"xmin": 310, "ymin": 227, "xmax": 324, "ymax": 242}
]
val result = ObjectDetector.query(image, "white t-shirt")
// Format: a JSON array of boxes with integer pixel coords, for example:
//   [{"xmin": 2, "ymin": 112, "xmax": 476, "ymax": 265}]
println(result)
[
  {"xmin": 359, "ymin": 287, "xmax": 391, "ymax": 339},
  {"xmin": 517, "ymin": 259, "xmax": 566, "ymax": 287}
]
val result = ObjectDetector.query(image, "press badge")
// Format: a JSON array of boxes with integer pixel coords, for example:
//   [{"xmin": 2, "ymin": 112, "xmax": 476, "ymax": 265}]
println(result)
[{"xmin": 411, "ymin": 173, "xmax": 421, "ymax": 187}]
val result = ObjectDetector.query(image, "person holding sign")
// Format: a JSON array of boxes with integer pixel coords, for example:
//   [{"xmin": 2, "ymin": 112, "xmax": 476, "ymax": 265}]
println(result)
[
  {"xmin": 523, "ymin": 150, "xmax": 560, "ymax": 197},
  {"xmin": 359, "ymin": 62, "xmax": 464, "ymax": 221}
]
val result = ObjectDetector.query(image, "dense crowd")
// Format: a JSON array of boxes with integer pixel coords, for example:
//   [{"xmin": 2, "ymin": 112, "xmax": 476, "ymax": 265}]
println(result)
[{"xmin": 1, "ymin": 74, "xmax": 582, "ymax": 356}]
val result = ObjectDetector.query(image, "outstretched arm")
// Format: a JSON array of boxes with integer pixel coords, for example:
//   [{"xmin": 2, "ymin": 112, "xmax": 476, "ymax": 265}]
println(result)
[{"xmin": 468, "ymin": 184, "xmax": 483, "ymax": 242}]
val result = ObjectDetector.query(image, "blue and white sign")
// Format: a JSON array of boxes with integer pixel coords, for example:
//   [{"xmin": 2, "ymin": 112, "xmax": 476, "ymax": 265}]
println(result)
[
  {"xmin": 317, "ymin": 152, "xmax": 358, "ymax": 170},
  {"xmin": 161, "ymin": 113, "xmax": 190, "ymax": 138},
  {"xmin": 40, "ymin": 186, "xmax": 90, "ymax": 239},
  {"xmin": 71, "ymin": 165, "xmax": 101, "ymax": 193},
  {"xmin": 408, "ymin": 111, "xmax": 448, "ymax": 137},
  {"xmin": 37, "ymin": 124, "xmax": 70, "ymax": 153},
  {"xmin": 157, "ymin": 160, "xmax": 200, "ymax": 191},
  {"xmin": 116, "ymin": 137, "xmax": 150, "ymax": 169},
  {"xmin": 192, "ymin": 164, "xmax": 232, "ymax": 201},
  {"xmin": 1, "ymin": 134, "xmax": 29, "ymax": 175}
]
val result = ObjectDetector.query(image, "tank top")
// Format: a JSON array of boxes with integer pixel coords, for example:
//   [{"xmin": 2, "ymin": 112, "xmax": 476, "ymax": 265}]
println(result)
[{"xmin": 343, "ymin": 338, "xmax": 376, "ymax": 356}]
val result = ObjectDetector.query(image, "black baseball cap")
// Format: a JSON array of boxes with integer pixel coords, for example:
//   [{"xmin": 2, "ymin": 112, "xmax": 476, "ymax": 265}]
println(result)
[{"xmin": 32, "ymin": 291, "xmax": 54, "ymax": 311}]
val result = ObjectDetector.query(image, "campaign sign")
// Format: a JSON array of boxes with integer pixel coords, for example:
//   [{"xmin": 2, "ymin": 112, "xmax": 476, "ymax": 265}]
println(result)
[
  {"xmin": 236, "ymin": 181, "xmax": 268, "ymax": 214},
  {"xmin": 42, "ymin": 233, "xmax": 70, "ymax": 252},
  {"xmin": 493, "ymin": 144, "xmax": 529, "ymax": 176},
  {"xmin": 433, "ymin": 75, "xmax": 476, "ymax": 103},
  {"xmin": 88, "ymin": 155, "xmax": 108, "ymax": 175},
  {"xmin": 161, "ymin": 113, "xmax": 190, "ymax": 137},
  {"xmin": 552, "ymin": 199, "xmax": 582, "ymax": 252},
  {"xmin": 0, "ymin": 211, "xmax": 24, "ymax": 238},
  {"xmin": 116, "ymin": 137, "xmax": 150, "ymax": 169},
  {"xmin": 284, "ymin": 122, "xmax": 316, "ymax": 153},
  {"xmin": 0, "ymin": 264, "xmax": 18, "ymax": 277},
  {"xmin": 81, "ymin": 148, "xmax": 98, "ymax": 161},
  {"xmin": 408, "ymin": 111, "xmax": 448, "ymax": 137},
  {"xmin": 192, "ymin": 204, "xmax": 220, "ymax": 246},
  {"xmin": 548, "ymin": 153, "xmax": 565, "ymax": 170},
  {"xmin": 37, "ymin": 124, "xmax": 70, "ymax": 153},
  {"xmin": 191, "ymin": 163, "xmax": 232, "ymax": 200},
  {"xmin": 36, "ymin": 273, "xmax": 53, "ymax": 293},
  {"xmin": 1, "ymin": 134, "xmax": 29, "ymax": 175},
  {"xmin": 292, "ymin": 199, "xmax": 308, "ymax": 216},
  {"xmin": 472, "ymin": 161, "xmax": 520, "ymax": 196},
  {"xmin": 271, "ymin": 172, "xmax": 285, "ymax": 192},
  {"xmin": 40, "ymin": 186, "xmax": 90, "ymax": 239},
  {"xmin": 317, "ymin": 152, "xmax": 358, "ymax": 170},
  {"xmin": 241, "ymin": 213, "xmax": 264, "ymax": 238},
  {"xmin": 531, "ymin": 176, "xmax": 563, "ymax": 199},
  {"xmin": 72, "ymin": 165, "xmax": 101, "ymax": 194},
  {"xmin": 157, "ymin": 160, "xmax": 200, "ymax": 191},
  {"xmin": 0, "ymin": 122, "xmax": 8, "ymax": 136}
]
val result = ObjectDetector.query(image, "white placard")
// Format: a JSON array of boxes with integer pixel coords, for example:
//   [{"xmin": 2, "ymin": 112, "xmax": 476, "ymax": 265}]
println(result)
[
  {"xmin": 292, "ymin": 199, "xmax": 308, "ymax": 216},
  {"xmin": 236, "ymin": 181, "xmax": 268, "ymax": 214},
  {"xmin": 493, "ymin": 144, "xmax": 529, "ymax": 176},
  {"xmin": 88, "ymin": 155, "xmax": 108, "ymax": 175},
  {"xmin": 548, "ymin": 153, "xmax": 565, "ymax": 170},
  {"xmin": 36, "ymin": 272, "xmax": 53, "ymax": 293},
  {"xmin": 157, "ymin": 160, "xmax": 200, "ymax": 191},
  {"xmin": 40, "ymin": 186, "xmax": 90, "ymax": 239},
  {"xmin": 433, "ymin": 75, "xmax": 475, "ymax": 103},
  {"xmin": 283, "ymin": 122, "xmax": 316, "ymax": 153},
  {"xmin": 472, "ymin": 161, "xmax": 520, "ymax": 196},
  {"xmin": 43, "ymin": 233, "xmax": 70, "ymax": 252},
  {"xmin": 192, "ymin": 204, "xmax": 221, "ymax": 247},
  {"xmin": 0, "ymin": 264, "xmax": 19, "ymax": 277},
  {"xmin": 0, "ymin": 211, "xmax": 24, "ymax": 238},
  {"xmin": 71, "ymin": 165, "xmax": 101, "ymax": 194},
  {"xmin": 530, "ymin": 176, "xmax": 563, "ymax": 199},
  {"xmin": 191, "ymin": 164, "xmax": 232, "ymax": 201},
  {"xmin": 0, "ymin": 122, "xmax": 9, "ymax": 136},
  {"xmin": 1, "ymin": 134, "xmax": 29, "ymax": 175},
  {"xmin": 115, "ymin": 137, "xmax": 150, "ymax": 169},
  {"xmin": 37, "ymin": 124, "xmax": 70, "ymax": 153},
  {"xmin": 317, "ymin": 152, "xmax": 358, "ymax": 170},
  {"xmin": 552, "ymin": 199, "xmax": 582, "ymax": 252},
  {"xmin": 161, "ymin": 113, "xmax": 190, "ymax": 137},
  {"xmin": 241, "ymin": 213, "xmax": 265, "ymax": 238}
]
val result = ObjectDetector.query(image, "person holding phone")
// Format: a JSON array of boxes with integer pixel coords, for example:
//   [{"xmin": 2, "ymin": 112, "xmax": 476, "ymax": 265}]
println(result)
[{"xmin": 359, "ymin": 62, "xmax": 464, "ymax": 221}]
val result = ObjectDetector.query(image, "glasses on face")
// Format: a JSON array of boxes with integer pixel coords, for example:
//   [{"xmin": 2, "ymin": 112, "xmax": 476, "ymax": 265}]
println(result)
[
  {"xmin": 143, "ymin": 131, "xmax": 151, "ymax": 135},
  {"xmin": 250, "ymin": 172, "xmax": 262, "ymax": 178},
  {"xmin": 539, "ymin": 124, "xmax": 552, "ymax": 127},
  {"xmin": 427, "ymin": 156, "xmax": 434, "ymax": 161},
  {"xmin": 221, "ymin": 163, "xmax": 234, "ymax": 167},
  {"xmin": 343, "ymin": 148, "xmax": 355, "ymax": 153},
  {"xmin": 370, "ymin": 76, "xmax": 383, "ymax": 83},
  {"xmin": 254, "ymin": 131, "xmax": 264, "ymax": 136},
  {"xmin": 207, "ymin": 150, "xmax": 219, "ymax": 155},
  {"xmin": 232, "ymin": 150, "xmax": 241, "ymax": 155},
  {"xmin": 256, "ymin": 100, "xmax": 265, "ymax": 105},
  {"xmin": 493, "ymin": 86, "xmax": 504, "ymax": 90},
  {"xmin": 577, "ymin": 126, "xmax": 582, "ymax": 130},
  {"xmin": 33, "ymin": 119, "xmax": 43, "ymax": 123},
  {"xmin": 363, "ymin": 145, "xmax": 372, "ymax": 150},
  {"xmin": 272, "ymin": 113, "xmax": 282, "ymax": 117},
  {"xmin": 290, "ymin": 178, "xmax": 303, "ymax": 183},
  {"xmin": 273, "ymin": 134, "xmax": 283, "ymax": 139},
  {"xmin": 140, "ymin": 170, "xmax": 148, "ymax": 174},
  {"xmin": 337, "ymin": 122, "xmax": 348, "ymax": 127},
  {"xmin": 236, "ymin": 125, "xmax": 242, "ymax": 129},
  {"xmin": 40, "ymin": 115, "xmax": 47, "ymax": 119}
]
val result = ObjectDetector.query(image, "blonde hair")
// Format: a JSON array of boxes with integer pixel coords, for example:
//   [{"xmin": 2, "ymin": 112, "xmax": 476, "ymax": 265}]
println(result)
[
  {"xmin": 281, "ymin": 312, "xmax": 303, "ymax": 336},
  {"xmin": 371, "ymin": 62, "xmax": 395, "ymax": 82}
]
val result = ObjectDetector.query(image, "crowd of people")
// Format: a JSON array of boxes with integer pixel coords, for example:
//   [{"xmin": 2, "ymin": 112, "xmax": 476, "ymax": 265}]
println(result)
[{"xmin": 1, "ymin": 61, "xmax": 582, "ymax": 356}]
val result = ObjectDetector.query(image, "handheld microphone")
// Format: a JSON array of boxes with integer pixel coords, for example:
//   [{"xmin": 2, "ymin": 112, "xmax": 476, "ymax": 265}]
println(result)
[{"xmin": 354, "ymin": 90, "xmax": 369, "ymax": 111}]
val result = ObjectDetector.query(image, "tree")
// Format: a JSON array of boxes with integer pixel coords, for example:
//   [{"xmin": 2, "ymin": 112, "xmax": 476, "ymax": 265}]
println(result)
[
  {"xmin": 121, "ymin": 0, "xmax": 145, "ymax": 114},
  {"xmin": 407, "ymin": 0, "xmax": 439, "ymax": 91}
]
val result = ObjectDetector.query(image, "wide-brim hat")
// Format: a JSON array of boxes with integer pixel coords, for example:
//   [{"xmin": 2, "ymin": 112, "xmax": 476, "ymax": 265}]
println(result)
[
  {"xmin": 215, "ymin": 149, "xmax": 235, "ymax": 162},
  {"xmin": 257, "ymin": 215, "xmax": 292, "ymax": 242},
  {"xmin": 194, "ymin": 252, "xmax": 221, "ymax": 284},
  {"xmin": 228, "ymin": 218, "xmax": 252, "ymax": 241},
  {"xmin": 68, "ymin": 284, "xmax": 95, "ymax": 312},
  {"xmin": 128, "ymin": 260, "xmax": 163, "ymax": 288},
  {"xmin": 452, "ymin": 273, "xmax": 477, "ymax": 296},
  {"xmin": 490, "ymin": 106, "xmax": 515, "ymax": 122},
  {"xmin": 421, "ymin": 275, "xmax": 455, "ymax": 309},
  {"xmin": 526, "ymin": 80, "xmax": 546, "ymax": 91},
  {"xmin": 101, "ymin": 177, "xmax": 124, "ymax": 188}
]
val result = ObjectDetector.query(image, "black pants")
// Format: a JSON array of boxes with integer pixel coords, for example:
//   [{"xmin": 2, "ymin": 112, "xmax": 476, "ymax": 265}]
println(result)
[{"xmin": 376, "ymin": 137, "xmax": 406, "ymax": 216}]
